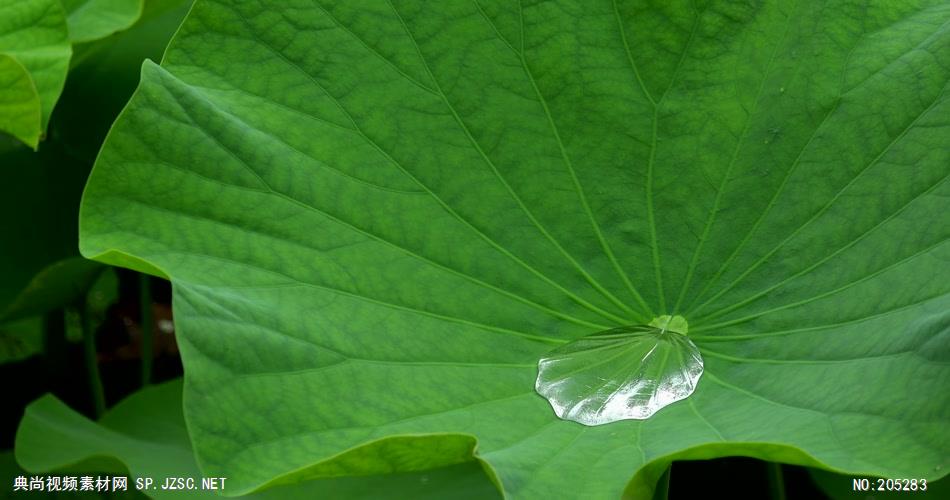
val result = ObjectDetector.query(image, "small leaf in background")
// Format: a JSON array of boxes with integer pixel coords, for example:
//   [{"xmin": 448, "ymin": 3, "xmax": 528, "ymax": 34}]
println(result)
[
  {"xmin": 0, "ymin": 0, "xmax": 190, "ymax": 347},
  {"xmin": 0, "ymin": 450, "xmax": 147, "ymax": 498},
  {"xmin": 0, "ymin": 0, "xmax": 153, "ymax": 148},
  {"xmin": 0, "ymin": 0, "xmax": 70, "ymax": 149},
  {"xmin": 0, "ymin": 259, "xmax": 114, "ymax": 348},
  {"xmin": 14, "ymin": 379, "xmax": 500, "ymax": 499},
  {"xmin": 0, "ymin": 317, "xmax": 43, "ymax": 364},
  {"xmin": 0, "ymin": 54, "xmax": 41, "ymax": 148},
  {"xmin": 82, "ymin": 267, "xmax": 119, "ymax": 342},
  {"xmin": 61, "ymin": 0, "xmax": 144, "ymax": 44},
  {"xmin": 0, "ymin": 258, "xmax": 104, "ymax": 322},
  {"xmin": 85, "ymin": 268, "xmax": 118, "ymax": 316}
]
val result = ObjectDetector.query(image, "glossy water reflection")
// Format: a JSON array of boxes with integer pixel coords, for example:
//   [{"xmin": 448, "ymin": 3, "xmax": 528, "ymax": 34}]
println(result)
[{"xmin": 535, "ymin": 317, "xmax": 702, "ymax": 425}]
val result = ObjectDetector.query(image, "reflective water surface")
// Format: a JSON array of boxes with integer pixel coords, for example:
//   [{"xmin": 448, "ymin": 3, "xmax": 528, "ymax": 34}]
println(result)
[{"xmin": 535, "ymin": 316, "xmax": 702, "ymax": 425}]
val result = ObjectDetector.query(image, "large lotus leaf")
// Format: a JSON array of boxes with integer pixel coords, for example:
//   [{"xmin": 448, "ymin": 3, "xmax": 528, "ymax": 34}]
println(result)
[
  {"xmin": 0, "ymin": 0, "xmax": 70, "ymax": 148},
  {"xmin": 14, "ymin": 379, "xmax": 500, "ymax": 499},
  {"xmin": 79, "ymin": 0, "xmax": 950, "ymax": 498}
]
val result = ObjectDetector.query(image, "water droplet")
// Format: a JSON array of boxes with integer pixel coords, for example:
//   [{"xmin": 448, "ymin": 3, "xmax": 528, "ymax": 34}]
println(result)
[{"xmin": 535, "ymin": 316, "xmax": 702, "ymax": 425}]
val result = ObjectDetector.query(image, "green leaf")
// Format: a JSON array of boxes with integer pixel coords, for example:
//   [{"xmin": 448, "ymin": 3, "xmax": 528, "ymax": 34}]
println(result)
[
  {"xmin": 16, "ymin": 381, "xmax": 200, "ymax": 496},
  {"xmin": 85, "ymin": 267, "xmax": 118, "ymax": 317},
  {"xmin": 0, "ymin": 0, "xmax": 157, "ymax": 147},
  {"xmin": 0, "ymin": 258, "xmax": 113, "ymax": 351},
  {"xmin": 0, "ymin": 0, "xmax": 71, "ymax": 148},
  {"xmin": 1, "ymin": 450, "xmax": 148, "ymax": 498},
  {"xmin": 0, "ymin": 0, "xmax": 186, "ymax": 320},
  {"xmin": 61, "ymin": 0, "xmax": 144, "ymax": 44},
  {"xmin": 15, "ymin": 379, "xmax": 500, "ymax": 499},
  {"xmin": 0, "ymin": 54, "xmax": 41, "ymax": 148},
  {"xmin": 79, "ymin": 0, "xmax": 950, "ymax": 498},
  {"xmin": 0, "ymin": 316, "xmax": 43, "ymax": 364},
  {"xmin": 0, "ymin": 258, "xmax": 105, "ymax": 322},
  {"xmin": 58, "ymin": 0, "xmax": 193, "ymax": 159}
]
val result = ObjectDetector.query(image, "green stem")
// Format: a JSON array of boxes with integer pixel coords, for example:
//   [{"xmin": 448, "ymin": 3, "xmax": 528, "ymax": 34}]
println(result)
[
  {"xmin": 652, "ymin": 465, "xmax": 671, "ymax": 500},
  {"xmin": 767, "ymin": 462, "xmax": 786, "ymax": 500},
  {"xmin": 139, "ymin": 274, "xmax": 153, "ymax": 386},
  {"xmin": 79, "ymin": 304, "xmax": 106, "ymax": 418}
]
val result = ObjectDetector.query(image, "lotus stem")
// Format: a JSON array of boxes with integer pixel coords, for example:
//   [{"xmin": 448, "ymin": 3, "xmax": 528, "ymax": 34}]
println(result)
[
  {"xmin": 79, "ymin": 303, "xmax": 105, "ymax": 418},
  {"xmin": 653, "ymin": 465, "xmax": 671, "ymax": 500},
  {"xmin": 766, "ymin": 462, "xmax": 786, "ymax": 500},
  {"xmin": 139, "ymin": 273, "xmax": 153, "ymax": 386}
]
